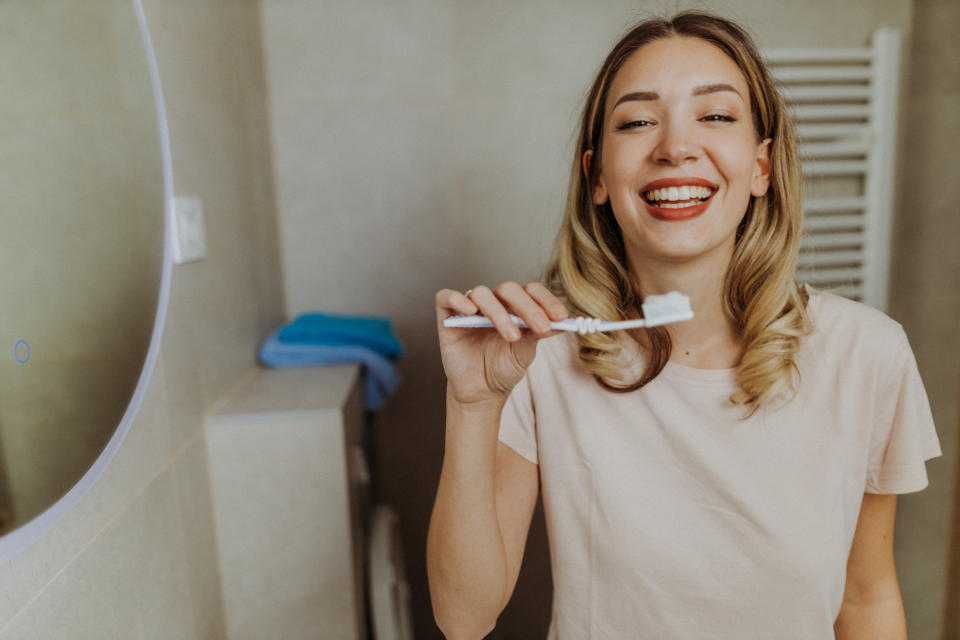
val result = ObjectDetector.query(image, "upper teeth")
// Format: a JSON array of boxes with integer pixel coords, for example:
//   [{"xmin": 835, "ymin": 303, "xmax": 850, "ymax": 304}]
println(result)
[{"xmin": 644, "ymin": 185, "xmax": 714, "ymax": 202}]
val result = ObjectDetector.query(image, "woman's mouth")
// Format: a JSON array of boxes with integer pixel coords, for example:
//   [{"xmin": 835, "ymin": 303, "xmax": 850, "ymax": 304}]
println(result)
[
  {"xmin": 643, "ymin": 185, "xmax": 714, "ymax": 208},
  {"xmin": 640, "ymin": 182, "xmax": 717, "ymax": 221}
]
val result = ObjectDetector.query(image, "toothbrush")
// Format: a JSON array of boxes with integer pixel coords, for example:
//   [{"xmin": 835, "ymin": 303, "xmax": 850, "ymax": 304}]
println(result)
[{"xmin": 443, "ymin": 291, "xmax": 693, "ymax": 334}]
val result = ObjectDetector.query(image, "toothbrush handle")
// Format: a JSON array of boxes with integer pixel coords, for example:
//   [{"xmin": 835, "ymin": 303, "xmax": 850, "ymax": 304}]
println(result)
[
  {"xmin": 443, "ymin": 314, "xmax": 532, "ymax": 329},
  {"xmin": 444, "ymin": 315, "xmax": 564, "ymax": 330},
  {"xmin": 444, "ymin": 315, "xmax": 585, "ymax": 332},
  {"xmin": 443, "ymin": 315, "xmax": 682, "ymax": 333}
]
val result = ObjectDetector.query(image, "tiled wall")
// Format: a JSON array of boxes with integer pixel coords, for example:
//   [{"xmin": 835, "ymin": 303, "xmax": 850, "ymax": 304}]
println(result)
[
  {"xmin": 258, "ymin": 1, "xmax": 960, "ymax": 639},
  {"xmin": 0, "ymin": 1, "xmax": 284, "ymax": 637}
]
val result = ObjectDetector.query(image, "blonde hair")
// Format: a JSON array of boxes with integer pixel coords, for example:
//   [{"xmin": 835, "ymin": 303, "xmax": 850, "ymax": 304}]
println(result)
[{"xmin": 544, "ymin": 11, "xmax": 811, "ymax": 412}]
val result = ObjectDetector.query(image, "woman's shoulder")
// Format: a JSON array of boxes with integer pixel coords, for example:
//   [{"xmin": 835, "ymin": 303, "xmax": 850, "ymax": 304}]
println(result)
[
  {"xmin": 530, "ymin": 331, "xmax": 580, "ymax": 371},
  {"xmin": 803, "ymin": 284, "xmax": 910, "ymax": 362},
  {"xmin": 806, "ymin": 284, "xmax": 901, "ymax": 331},
  {"xmin": 527, "ymin": 330, "xmax": 627, "ymax": 386},
  {"xmin": 528, "ymin": 328, "xmax": 649, "ymax": 388}
]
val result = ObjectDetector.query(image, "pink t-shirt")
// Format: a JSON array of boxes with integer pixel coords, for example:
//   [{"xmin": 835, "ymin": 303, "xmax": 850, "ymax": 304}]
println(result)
[{"xmin": 498, "ymin": 286, "xmax": 942, "ymax": 639}]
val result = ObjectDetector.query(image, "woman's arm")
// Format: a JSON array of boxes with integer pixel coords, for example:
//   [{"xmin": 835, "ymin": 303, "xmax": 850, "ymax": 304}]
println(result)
[
  {"xmin": 426, "ymin": 393, "xmax": 539, "ymax": 639},
  {"xmin": 427, "ymin": 284, "xmax": 565, "ymax": 638},
  {"xmin": 833, "ymin": 493, "xmax": 907, "ymax": 639}
]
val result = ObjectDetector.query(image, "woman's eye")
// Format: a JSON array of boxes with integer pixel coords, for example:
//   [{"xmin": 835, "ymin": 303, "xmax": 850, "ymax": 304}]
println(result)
[
  {"xmin": 617, "ymin": 119, "xmax": 653, "ymax": 130},
  {"xmin": 701, "ymin": 114, "xmax": 736, "ymax": 123}
]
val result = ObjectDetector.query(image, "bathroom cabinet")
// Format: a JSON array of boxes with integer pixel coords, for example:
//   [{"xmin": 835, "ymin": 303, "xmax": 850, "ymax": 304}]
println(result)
[{"xmin": 205, "ymin": 364, "xmax": 369, "ymax": 639}]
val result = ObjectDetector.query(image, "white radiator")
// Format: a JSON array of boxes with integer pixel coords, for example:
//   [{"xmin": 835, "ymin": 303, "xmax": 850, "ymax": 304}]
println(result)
[{"xmin": 766, "ymin": 28, "xmax": 902, "ymax": 310}]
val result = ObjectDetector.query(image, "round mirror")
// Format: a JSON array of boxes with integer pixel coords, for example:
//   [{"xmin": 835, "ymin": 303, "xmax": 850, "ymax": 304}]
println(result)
[{"xmin": 0, "ymin": 0, "xmax": 170, "ymax": 554}]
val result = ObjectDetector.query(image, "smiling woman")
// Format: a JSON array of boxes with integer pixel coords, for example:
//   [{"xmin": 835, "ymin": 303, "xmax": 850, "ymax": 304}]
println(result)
[
  {"xmin": 589, "ymin": 37, "xmax": 771, "ymax": 267},
  {"xmin": 428, "ymin": 10, "xmax": 941, "ymax": 640},
  {"xmin": 555, "ymin": 15, "xmax": 805, "ymax": 398}
]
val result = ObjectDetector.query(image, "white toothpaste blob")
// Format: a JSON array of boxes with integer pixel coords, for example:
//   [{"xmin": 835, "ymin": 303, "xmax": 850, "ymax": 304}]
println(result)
[{"xmin": 640, "ymin": 291, "xmax": 694, "ymax": 326}]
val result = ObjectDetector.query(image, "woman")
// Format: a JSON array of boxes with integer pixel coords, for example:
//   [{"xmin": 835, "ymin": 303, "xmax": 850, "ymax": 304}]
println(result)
[{"xmin": 427, "ymin": 11, "xmax": 940, "ymax": 639}]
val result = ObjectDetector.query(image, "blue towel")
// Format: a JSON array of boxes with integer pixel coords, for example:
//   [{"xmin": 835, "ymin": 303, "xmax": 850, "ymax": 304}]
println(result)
[
  {"xmin": 259, "ymin": 328, "xmax": 401, "ymax": 411},
  {"xmin": 276, "ymin": 312, "xmax": 403, "ymax": 360}
]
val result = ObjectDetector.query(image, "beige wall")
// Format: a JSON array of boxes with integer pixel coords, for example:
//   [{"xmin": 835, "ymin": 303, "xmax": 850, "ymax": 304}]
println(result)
[
  {"xmin": 0, "ymin": 1, "xmax": 284, "ymax": 637},
  {"xmin": 888, "ymin": 0, "xmax": 960, "ymax": 636},
  {"xmin": 260, "ymin": 1, "xmax": 960, "ymax": 639}
]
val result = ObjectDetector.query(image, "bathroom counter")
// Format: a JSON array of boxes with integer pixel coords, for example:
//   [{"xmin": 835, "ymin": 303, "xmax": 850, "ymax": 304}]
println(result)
[
  {"xmin": 205, "ymin": 363, "xmax": 369, "ymax": 640},
  {"xmin": 209, "ymin": 363, "xmax": 361, "ymax": 418}
]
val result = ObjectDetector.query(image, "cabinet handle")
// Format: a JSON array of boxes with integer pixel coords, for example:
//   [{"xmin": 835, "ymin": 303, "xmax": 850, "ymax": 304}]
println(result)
[{"xmin": 351, "ymin": 445, "xmax": 370, "ymax": 486}]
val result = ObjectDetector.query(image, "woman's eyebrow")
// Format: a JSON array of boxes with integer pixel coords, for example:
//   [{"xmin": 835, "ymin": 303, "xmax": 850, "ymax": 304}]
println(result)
[
  {"xmin": 691, "ymin": 83, "xmax": 742, "ymax": 98},
  {"xmin": 612, "ymin": 91, "xmax": 659, "ymax": 109},
  {"xmin": 612, "ymin": 83, "xmax": 742, "ymax": 110}
]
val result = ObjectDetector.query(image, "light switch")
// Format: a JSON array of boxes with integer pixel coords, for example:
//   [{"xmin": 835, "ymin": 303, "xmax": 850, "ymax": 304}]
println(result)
[{"xmin": 172, "ymin": 196, "xmax": 207, "ymax": 264}]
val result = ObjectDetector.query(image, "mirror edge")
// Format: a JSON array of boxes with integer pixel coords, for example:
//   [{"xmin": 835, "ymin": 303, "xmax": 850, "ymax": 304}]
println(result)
[{"xmin": 0, "ymin": 0, "xmax": 174, "ymax": 564}]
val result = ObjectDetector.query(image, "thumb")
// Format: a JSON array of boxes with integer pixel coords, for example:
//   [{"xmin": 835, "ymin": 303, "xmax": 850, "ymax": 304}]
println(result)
[{"xmin": 511, "ymin": 329, "xmax": 552, "ymax": 370}]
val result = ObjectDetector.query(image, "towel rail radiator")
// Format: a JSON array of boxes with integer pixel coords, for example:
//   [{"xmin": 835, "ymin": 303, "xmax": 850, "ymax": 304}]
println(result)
[{"xmin": 766, "ymin": 28, "xmax": 901, "ymax": 310}]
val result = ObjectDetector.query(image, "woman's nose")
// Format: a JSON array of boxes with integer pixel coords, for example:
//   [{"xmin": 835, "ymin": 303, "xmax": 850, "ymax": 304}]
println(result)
[{"xmin": 653, "ymin": 121, "xmax": 699, "ymax": 166}]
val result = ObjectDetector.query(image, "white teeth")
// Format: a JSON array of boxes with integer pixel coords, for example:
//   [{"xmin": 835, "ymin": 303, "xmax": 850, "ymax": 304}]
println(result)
[{"xmin": 643, "ymin": 185, "xmax": 714, "ymax": 203}]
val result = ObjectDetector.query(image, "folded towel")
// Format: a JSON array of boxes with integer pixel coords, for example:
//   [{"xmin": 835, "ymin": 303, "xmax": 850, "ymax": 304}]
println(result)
[
  {"xmin": 276, "ymin": 312, "xmax": 403, "ymax": 360},
  {"xmin": 258, "ymin": 328, "xmax": 401, "ymax": 411}
]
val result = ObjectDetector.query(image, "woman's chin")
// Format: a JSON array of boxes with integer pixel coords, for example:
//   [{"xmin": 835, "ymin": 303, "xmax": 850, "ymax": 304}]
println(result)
[{"xmin": 632, "ymin": 234, "xmax": 736, "ymax": 267}]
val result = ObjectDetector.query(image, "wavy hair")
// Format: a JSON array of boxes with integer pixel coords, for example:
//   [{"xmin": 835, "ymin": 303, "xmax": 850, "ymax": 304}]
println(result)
[{"xmin": 544, "ymin": 11, "xmax": 811, "ymax": 412}]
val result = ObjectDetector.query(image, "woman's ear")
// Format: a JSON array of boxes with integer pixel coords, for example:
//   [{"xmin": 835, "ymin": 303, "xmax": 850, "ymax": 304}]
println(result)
[
  {"xmin": 583, "ymin": 149, "xmax": 608, "ymax": 205},
  {"xmin": 750, "ymin": 138, "xmax": 772, "ymax": 197}
]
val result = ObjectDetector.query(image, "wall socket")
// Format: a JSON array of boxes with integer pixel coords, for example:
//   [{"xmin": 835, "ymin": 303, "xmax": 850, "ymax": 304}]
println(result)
[{"xmin": 172, "ymin": 196, "xmax": 207, "ymax": 264}]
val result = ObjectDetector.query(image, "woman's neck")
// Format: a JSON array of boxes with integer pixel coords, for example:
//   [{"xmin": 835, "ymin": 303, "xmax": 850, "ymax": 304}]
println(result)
[{"xmin": 630, "ymin": 251, "xmax": 742, "ymax": 370}]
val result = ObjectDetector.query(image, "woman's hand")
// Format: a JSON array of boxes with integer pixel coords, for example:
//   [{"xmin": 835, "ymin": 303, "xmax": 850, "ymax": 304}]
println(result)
[{"xmin": 435, "ymin": 282, "xmax": 569, "ymax": 410}]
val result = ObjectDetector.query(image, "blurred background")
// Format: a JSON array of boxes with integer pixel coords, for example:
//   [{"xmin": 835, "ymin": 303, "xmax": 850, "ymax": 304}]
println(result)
[{"xmin": 0, "ymin": 0, "xmax": 956, "ymax": 638}]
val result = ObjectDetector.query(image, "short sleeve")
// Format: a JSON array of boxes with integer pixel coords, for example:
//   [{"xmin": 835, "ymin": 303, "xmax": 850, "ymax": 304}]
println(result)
[
  {"xmin": 865, "ymin": 327, "xmax": 942, "ymax": 494},
  {"xmin": 498, "ymin": 371, "xmax": 538, "ymax": 464}
]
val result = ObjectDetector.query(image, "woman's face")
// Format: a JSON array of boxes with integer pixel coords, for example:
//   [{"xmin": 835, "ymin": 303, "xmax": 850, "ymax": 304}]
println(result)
[{"xmin": 588, "ymin": 35, "xmax": 771, "ymax": 270}]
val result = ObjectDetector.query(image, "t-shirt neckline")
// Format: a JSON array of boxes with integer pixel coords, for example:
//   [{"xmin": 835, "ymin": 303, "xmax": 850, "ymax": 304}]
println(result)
[
  {"xmin": 658, "ymin": 283, "xmax": 819, "ymax": 385},
  {"xmin": 661, "ymin": 360, "xmax": 737, "ymax": 384}
]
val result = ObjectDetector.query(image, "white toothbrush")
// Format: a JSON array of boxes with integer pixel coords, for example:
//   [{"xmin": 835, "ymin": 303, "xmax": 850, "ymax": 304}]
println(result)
[{"xmin": 443, "ymin": 291, "xmax": 693, "ymax": 334}]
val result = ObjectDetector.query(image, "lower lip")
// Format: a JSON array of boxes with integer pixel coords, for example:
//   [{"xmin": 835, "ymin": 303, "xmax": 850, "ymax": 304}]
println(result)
[{"xmin": 642, "ymin": 193, "xmax": 714, "ymax": 221}]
